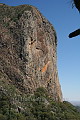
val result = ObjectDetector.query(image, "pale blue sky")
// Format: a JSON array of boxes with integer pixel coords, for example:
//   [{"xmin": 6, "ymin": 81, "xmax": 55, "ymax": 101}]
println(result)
[{"xmin": 0, "ymin": 0, "xmax": 80, "ymax": 101}]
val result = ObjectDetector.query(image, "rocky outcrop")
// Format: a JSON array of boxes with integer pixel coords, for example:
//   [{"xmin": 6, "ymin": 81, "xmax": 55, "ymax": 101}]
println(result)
[{"xmin": 0, "ymin": 4, "xmax": 62, "ymax": 101}]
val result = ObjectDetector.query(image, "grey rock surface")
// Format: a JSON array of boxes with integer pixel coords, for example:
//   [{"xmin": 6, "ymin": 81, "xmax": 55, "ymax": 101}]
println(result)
[{"xmin": 0, "ymin": 4, "xmax": 62, "ymax": 101}]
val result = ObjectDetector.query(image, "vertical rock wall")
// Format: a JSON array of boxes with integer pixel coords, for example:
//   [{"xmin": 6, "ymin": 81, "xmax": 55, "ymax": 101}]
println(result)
[{"xmin": 0, "ymin": 4, "xmax": 62, "ymax": 101}]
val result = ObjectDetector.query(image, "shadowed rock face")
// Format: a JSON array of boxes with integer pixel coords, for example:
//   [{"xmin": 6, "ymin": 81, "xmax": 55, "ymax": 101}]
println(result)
[{"xmin": 0, "ymin": 4, "xmax": 62, "ymax": 101}]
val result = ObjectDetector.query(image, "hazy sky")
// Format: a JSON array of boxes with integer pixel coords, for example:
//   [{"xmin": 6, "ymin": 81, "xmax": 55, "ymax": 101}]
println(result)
[{"xmin": 0, "ymin": 0, "xmax": 80, "ymax": 101}]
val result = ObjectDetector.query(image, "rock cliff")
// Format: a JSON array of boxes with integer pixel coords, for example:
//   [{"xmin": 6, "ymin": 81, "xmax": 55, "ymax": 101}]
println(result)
[{"xmin": 0, "ymin": 4, "xmax": 62, "ymax": 101}]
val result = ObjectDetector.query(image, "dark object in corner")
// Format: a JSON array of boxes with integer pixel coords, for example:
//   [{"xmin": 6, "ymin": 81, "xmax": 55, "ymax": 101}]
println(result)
[
  {"xmin": 69, "ymin": 29, "xmax": 80, "ymax": 38},
  {"xmin": 73, "ymin": 0, "xmax": 80, "ymax": 12}
]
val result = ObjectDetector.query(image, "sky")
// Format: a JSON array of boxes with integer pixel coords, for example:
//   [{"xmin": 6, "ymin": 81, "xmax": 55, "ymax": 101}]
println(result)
[{"xmin": 0, "ymin": 0, "xmax": 80, "ymax": 102}]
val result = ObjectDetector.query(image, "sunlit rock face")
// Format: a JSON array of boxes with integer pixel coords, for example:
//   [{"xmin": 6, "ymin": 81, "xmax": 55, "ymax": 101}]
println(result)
[{"xmin": 0, "ymin": 4, "xmax": 62, "ymax": 101}]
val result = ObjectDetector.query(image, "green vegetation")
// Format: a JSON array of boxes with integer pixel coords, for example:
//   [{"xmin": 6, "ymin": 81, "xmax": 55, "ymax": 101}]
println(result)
[
  {"xmin": 76, "ymin": 106, "xmax": 80, "ymax": 112},
  {"xmin": 0, "ymin": 4, "xmax": 32, "ymax": 26},
  {"xmin": 0, "ymin": 84, "xmax": 80, "ymax": 120}
]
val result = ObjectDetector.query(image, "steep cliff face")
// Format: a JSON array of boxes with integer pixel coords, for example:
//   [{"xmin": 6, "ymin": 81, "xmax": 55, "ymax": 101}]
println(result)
[{"xmin": 0, "ymin": 4, "xmax": 62, "ymax": 101}]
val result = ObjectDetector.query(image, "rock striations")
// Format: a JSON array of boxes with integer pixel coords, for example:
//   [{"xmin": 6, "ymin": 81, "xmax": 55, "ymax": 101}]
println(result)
[{"xmin": 0, "ymin": 4, "xmax": 62, "ymax": 101}]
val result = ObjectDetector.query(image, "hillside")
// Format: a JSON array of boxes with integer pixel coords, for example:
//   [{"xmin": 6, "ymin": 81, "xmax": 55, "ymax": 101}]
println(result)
[{"xmin": 0, "ymin": 85, "xmax": 80, "ymax": 120}]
